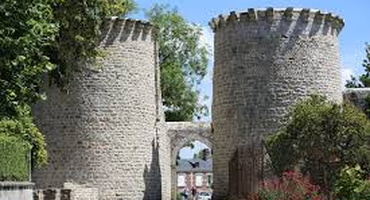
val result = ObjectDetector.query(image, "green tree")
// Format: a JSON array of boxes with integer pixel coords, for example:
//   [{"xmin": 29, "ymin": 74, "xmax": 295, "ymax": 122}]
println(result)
[
  {"xmin": 266, "ymin": 95, "xmax": 370, "ymax": 197},
  {"xmin": 48, "ymin": 0, "xmax": 135, "ymax": 89},
  {"xmin": 194, "ymin": 148, "xmax": 211, "ymax": 160},
  {"xmin": 0, "ymin": 0, "xmax": 58, "ymax": 167},
  {"xmin": 345, "ymin": 75, "xmax": 362, "ymax": 88},
  {"xmin": 0, "ymin": 0, "xmax": 57, "ymax": 118},
  {"xmin": 0, "ymin": 0, "xmax": 135, "ymax": 167},
  {"xmin": 146, "ymin": 4, "xmax": 209, "ymax": 121},
  {"xmin": 345, "ymin": 43, "xmax": 370, "ymax": 88}
]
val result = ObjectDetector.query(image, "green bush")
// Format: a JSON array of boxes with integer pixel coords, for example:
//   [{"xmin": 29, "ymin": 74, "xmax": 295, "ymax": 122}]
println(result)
[
  {"xmin": 0, "ymin": 134, "xmax": 31, "ymax": 181},
  {"xmin": 266, "ymin": 95, "xmax": 370, "ymax": 196},
  {"xmin": 334, "ymin": 165, "xmax": 370, "ymax": 200},
  {"xmin": 0, "ymin": 115, "xmax": 47, "ymax": 167}
]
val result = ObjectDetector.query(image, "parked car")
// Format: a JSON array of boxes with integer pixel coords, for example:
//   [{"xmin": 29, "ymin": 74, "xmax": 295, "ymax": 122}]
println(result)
[{"xmin": 197, "ymin": 192, "xmax": 212, "ymax": 200}]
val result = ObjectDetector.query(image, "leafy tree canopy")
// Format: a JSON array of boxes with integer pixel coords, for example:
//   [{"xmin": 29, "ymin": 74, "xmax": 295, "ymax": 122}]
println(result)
[
  {"xmin": 48, "ymin": 0, "xmax": 136, "ymax": 89},
  {"xmin": 0, "ymin": 0, "xmax": 135, "ymax": 167},
  {"xmin": 0, "ymin": 0, "xmax": 57, "ymax": 117},
  {"xmin": 266, "ymin": 95, "xmax": 370, "ymax": 195},
  {"xmin": 146, "ymin": 4, "xmax": 209, "ymax": 121},
  {"xmin": 194, "ymin": 148, "xmax": 211, "ymax": 160},
  {"xmin": 0, "ymin": 0, "xmax": 57, "ymax": 167}
]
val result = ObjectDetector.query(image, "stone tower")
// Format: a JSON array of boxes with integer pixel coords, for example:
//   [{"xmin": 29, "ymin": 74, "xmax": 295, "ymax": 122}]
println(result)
[
  {"xmin": 210, "ymin": 8, "xmax": 344, "ymax": 199},
  {"xmin": 32, "ymin": 18, "xmax": 169, "ymax": 200}
]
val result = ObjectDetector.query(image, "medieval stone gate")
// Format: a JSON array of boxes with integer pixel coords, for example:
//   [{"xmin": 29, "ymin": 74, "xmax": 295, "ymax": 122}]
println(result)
[{"xmin": 31, "ymin": 7, "xmax": 346, "ymax": 200}]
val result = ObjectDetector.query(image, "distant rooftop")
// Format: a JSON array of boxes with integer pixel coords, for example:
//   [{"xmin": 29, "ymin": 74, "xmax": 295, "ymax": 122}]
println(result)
[{"xmin": 177, "ymin": 158, "xmax": 212, "ymax": 172}]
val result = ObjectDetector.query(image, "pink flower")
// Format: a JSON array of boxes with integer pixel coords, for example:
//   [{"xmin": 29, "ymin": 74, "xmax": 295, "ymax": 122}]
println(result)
[{"xmin": 256, "ymin": 170, "xmax": 324, "ymax": 200}]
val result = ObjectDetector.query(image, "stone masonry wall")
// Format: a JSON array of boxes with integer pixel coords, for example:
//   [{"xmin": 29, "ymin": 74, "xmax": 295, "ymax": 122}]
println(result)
[
  {"xmin": 32, "ymin": 18, "xmax": 165, "ymax": 200},
  {"xmin": 158, "ymin": 120, "xmax": 171, "ymax": 200},
  {"xmin": 210, "ymin": 8, "xmax": 344, "ymax": 199},
  {"xmin": 343, "ymin": 88, "xmax": 370, "ymax": 111},
  {"xmin": 33, "ymin": 187, "xmax": 99, "ymax": 200},
  {"xmin": 157, "ymin": 59, "xmax": 172, "ymax": 200}
]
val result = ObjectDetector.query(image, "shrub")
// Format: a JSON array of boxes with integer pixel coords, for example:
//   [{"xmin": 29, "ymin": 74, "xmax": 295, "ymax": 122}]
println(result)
[
  {"xmin": 266, "ymin": 95, "xmax": 370, "ymax": 195},
  {"xmin": 334, "ymin": 165, "xmax": 370, "ymax": 200},
  {"xmin": 0, "ymin": 134, "xmax": 31, "ymax": 181},
  {"xmin": 0, "ymin": 115, "xmax": 47, "ymax": 167}
]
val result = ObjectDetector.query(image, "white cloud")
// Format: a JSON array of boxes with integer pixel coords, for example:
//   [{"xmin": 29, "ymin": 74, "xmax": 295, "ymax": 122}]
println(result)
[
  {"xmin": 341, "ymin": 52, "xmax": 365, "ymax": 75},
  {"xmin": 341, "ymin": 67, "xmax": 355, "ymax": 89}
]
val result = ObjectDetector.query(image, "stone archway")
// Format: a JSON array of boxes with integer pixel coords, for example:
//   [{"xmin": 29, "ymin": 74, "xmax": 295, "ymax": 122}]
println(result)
[{"xmin": 166, "ymin": 122, "xmax": 212, "ymax": 200}]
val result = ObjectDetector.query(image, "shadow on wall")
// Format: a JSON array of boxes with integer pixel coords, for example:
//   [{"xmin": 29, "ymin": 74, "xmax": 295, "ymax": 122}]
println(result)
[
  {"xmin": 230, "ymin": 12, "xmax": 340, "ymax": 138},
  {"xmin": 100, "ymin": 19, "xmax": 151, "ymax": 47},
  {"xmin": 143, "ymin": 139, "xmax": 162, "ymax": 200}
]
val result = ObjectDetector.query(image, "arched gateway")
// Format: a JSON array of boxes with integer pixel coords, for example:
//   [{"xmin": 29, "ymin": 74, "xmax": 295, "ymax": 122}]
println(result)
[{"xmin": 167, "ymin": 122, "xmax": 212, "ymax": 199}]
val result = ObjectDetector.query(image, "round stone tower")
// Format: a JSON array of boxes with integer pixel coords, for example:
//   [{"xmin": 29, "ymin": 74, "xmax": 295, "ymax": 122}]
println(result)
[
  {"xmin": 32, "ymin": 18, "xmax": 165, "ymax": 200},
  {"xmin": 210, "ymin": 8, "xmax": 344, "ymax": 199}
]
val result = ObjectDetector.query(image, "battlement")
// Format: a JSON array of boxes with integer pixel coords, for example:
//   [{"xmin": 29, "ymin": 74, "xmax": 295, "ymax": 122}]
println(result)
[
  {"xmin": 100, "ymin": 17, "xmax": 155, "ymax": 43},
  {"xmin": 209, "ymin": 7, "xmax": 344, "ymax": 33}
]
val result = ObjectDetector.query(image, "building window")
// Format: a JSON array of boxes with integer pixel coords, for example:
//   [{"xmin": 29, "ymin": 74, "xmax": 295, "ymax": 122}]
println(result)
[
  {"xmin": 195, "ymin": 173, "xmax": 203, "ymax": 187},
  {"xmin": 207, "ymin": 174, "xmax": 213, "ymax": 186},
  {"xmin": 178, "ymin": 174, "xmax": 185, "ymax": 187}
]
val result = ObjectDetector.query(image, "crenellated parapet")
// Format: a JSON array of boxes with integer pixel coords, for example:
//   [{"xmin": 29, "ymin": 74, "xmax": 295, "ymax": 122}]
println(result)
[
  {"xmin": 100, "ymin": 17, "xmax": 156, "ymax": 43},
  {"xmin": 209, "ymin": 8, "xmax": 344, "ymax": 35}
]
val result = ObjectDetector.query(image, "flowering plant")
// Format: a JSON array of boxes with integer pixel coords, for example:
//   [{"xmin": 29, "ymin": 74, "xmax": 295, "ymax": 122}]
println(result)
[{"xmin": 251, "ymin": 171, "xmax": 324, "ymax": 200}]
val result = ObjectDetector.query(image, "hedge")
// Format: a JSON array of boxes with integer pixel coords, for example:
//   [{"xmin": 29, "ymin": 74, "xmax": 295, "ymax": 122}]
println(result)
[{"xmin": 0, "ymin": 134, "xmax": 31, "ymax": 181}]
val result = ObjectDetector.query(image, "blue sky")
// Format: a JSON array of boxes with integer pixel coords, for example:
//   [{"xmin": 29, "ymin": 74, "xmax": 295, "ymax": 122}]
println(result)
[{"xmin": 130, "ymin": 0, "xmax": 370, "ymax": 158}]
